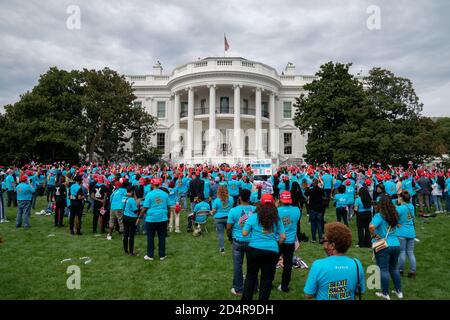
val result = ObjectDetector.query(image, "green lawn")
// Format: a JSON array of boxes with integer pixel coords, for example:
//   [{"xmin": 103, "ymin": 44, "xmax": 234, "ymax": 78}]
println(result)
[{"xmin": 0, "ymin": 196, "xmax": 449, "ymax": 300}]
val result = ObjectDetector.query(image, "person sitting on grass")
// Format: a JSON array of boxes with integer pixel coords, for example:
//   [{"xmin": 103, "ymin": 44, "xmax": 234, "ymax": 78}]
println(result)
[
  {"xmin": 192, "ymin": 194, "xmax": 210, "ymax": 236},
  {"xmin": 304, "ymin": 222, "xmax": 365, "ymax": 300}
]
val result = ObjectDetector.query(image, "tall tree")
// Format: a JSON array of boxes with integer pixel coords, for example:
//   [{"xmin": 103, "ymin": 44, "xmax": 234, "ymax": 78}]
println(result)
[
  {"xmin": 80, "ymin": 68, "xmax": 137, "ymax": 162},
  {"xmin": 0, "ymin": 68, "xmax": 84, "ymax": 164},
  {"xmin": 293, "ymin": 62, "xmax": 366, "ymax": 163},
  {"xmin": 293, "ymin": 63, "xmax": 440, "ymax": 165},
  {"xmin": 0, "ymin": 67, "xmax": 158, "ymax": 165}
]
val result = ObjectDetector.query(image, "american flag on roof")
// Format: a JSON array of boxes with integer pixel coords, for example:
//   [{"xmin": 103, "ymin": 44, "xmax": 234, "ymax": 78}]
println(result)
[{"xmin": 224, "ymin": 34, "xmax": 230, "ymax": 51}]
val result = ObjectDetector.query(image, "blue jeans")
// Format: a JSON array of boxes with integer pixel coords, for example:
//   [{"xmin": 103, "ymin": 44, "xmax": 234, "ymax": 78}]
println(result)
[
  {"xmin": 309, "ymin": 210, "xmax": 323, "ymax": 241},
  {"xmin": 398, "ymin": 238, "xmax": 416, "ymax": 273},
  {"xmin": 375, "ymin": 246, "xmax": 402, "ymax": 295},
  {"xmin": 232, "ymin": 195, "xmax": 239, "ymax": 208},
  {"xmin": 215, "ymin": 218, "xmax": 228, "ymax": 250},
  {"xmin": 432, "ymin": 195, "xmax": 443, "ymax": 211},
  {"xmin": 16, "ymin": 200, "xmax": 32, "ymax": 228},
  {"xmin": 445, "ymin": 191, "xmax": 450, "ymax": 212},
  {"xmin": 0, "ymin": 192, "xmax": 5, "ymax": 220},
  {"xmin": 232, "ymin": 240, "xmax": 248, "ymax": 293},
  {"xmin": 179, "ymin": 192, "xmax": 187, "ymax": 209},
  {"xmin": 31, "ymin": 192, "xmax": 37, "ymax": 209},
  {"xmin": 347, "ymin": 204, "xmax": 354, "ymax": 219}
]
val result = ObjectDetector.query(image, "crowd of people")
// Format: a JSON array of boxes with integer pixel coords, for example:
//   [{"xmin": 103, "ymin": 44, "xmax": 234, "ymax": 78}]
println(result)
[{"xmin": 1, "ymin": 161, "xmax": 449, "ymax": 300}]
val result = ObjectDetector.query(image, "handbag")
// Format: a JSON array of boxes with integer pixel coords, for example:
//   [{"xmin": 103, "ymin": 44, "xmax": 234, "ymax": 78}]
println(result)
[{"xmin": 372, "ymin": 226, "xmax": 391, "ymax": 253}]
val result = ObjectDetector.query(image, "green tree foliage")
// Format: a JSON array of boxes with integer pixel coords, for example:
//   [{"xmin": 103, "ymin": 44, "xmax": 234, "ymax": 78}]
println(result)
[
  {"xmin": 0, "ymin": 67, "xmax": 157, "ymax": 165},
  {"xmin": 294, "ymin": 62, "xmax": 440, "ymax": 165},
  {"xmin": 434, "ymin": 117, "xmax": 450, "ymax": 155},
  {"xmin": 0, "ymin": 68, "xmax": 84, "ymax": 164}
]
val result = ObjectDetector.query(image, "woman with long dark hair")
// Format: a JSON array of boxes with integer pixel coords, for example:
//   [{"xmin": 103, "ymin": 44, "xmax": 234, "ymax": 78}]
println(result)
[
  {"xmin": 290, "ymin": 181, "xmax": 303, "ymax": 238},
  {"xmin": 354, "ymin": 184, "xmax": 373, "ymax": 248},
  {"xmin": 369, "ymin": 194, "xmax": 402, "ymax": 300},
  {"xmin": 242, "ymin": 194, "xmax": 286, "ymax": 300}
]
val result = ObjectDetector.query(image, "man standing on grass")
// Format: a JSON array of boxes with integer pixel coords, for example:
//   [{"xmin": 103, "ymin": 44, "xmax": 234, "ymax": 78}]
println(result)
[
  {"xmin": 141, "ymin": 178, "xmax": 170, "ymax": 261},
  {"xmin": 69, "ymin": 175, "xmax": 85, "ymax": 235},
  {"xmin": 188, "ymin": 172, "xmax": 204, "ymax": 232},
  {"xmin": 5, "ymin": 169, "xmax": 17, "ymax": 208},
  {"xmin": 91, "ymin": 176, "xmax": 107, "ymax": 234},
  {"xmin": 16, "ymin": 175, "xmax": 35, "ymax": 229}
]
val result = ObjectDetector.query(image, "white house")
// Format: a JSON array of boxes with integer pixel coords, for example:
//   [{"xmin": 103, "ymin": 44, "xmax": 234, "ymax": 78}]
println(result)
[{"xmin": 126, "ymin": 57, "xmax": 316, "ymax": 165}]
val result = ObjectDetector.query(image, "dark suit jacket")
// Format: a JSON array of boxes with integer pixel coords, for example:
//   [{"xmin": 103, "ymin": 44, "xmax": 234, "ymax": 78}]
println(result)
[{"xmin": 189, "ymin": 178, "xmax": 204, "ymax": 202}]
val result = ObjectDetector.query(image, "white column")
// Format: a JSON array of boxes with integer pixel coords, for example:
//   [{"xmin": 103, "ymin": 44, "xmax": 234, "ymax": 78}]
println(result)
[
  {"xmin": 255, "ymin": 87, "xmax": 262, "ymax": 158},
  {"xmin": 208, "ymin": 84, "xmax": 216, "ymax": 159},
  {"xmin": 269, "ymin": 92, "xmax": 276, "ymax": 158},
  {"xmin": 187, "ymin": 87, "xmax": 194, "ymax": 159},
  {"xmin": 173, "ymin": 93, "xmax": 180, "ymax": 159},
  {"xmin": 233, "ymin": 84, "xmax": 242, "ymax": 159}
]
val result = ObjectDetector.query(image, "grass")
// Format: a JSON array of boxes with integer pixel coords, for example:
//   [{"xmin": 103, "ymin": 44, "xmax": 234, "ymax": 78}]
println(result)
[{"xmin": 0, "ymin": 196, "xmax": 449, "ymax": 300}]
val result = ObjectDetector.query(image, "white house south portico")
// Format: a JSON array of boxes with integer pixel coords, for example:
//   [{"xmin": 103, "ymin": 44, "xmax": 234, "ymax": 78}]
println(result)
[{"xmin": 126, "ymin": 57, "xmax": 311, "ymax": 165}]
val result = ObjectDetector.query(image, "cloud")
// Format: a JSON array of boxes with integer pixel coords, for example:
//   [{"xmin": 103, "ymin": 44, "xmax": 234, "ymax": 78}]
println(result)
[{"xmin": 1, "ymin": 0, "xmax": 449, "ymax": 115}]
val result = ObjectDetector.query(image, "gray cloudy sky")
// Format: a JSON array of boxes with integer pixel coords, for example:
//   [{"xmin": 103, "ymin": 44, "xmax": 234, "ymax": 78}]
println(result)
[{"xmin": 1, "ymin": 0, "xmax": 449, "ymax": 116}]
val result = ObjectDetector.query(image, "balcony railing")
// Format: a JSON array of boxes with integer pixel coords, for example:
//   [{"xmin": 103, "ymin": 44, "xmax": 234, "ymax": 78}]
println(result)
[{"xmin": 180, "ymin": 106, "xmax": 269, "ymax": 118}]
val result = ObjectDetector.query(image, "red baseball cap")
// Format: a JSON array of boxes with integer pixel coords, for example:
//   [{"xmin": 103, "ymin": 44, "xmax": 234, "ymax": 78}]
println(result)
[
  {"xmin": 364, "ymin": 179, "xmax": 372, "ymax": 186},
  {"xmin": 280, "ymin": 191, "xmax": 292, "ymax": 204},
  {"xmin": 260, "ymin": 194, "xmax": 274, "ymax": 205},
  {"xmin": 232, "ymin": 174, "xmax": 237, "ymax": 180},
  {"xmin": 344, "ymin": 179, "xmax": 351, "ymax": 186},
  {"xmin": 20, "ymin": 175, "xmax": 28, "ymax": 182},
  {"xmin": 283, "ymin": 175, "xmax": 290, "ymax": 181},
  {"xmin": 114, "ymin": 181, "xmax": 122, "ymax": 189},
  {"xmin": 139, "ymin": 178, "xmax": 146, "ymax": 185},
  {"xmin": 151, "ymin": 178, "xmax": 162, "ymax": 186}
]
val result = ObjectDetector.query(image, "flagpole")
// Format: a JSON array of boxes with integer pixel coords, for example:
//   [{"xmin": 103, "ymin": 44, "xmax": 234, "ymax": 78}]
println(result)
[{"xmin": 224, "ymin": 33, "xmax": 225, "ymax": 57}]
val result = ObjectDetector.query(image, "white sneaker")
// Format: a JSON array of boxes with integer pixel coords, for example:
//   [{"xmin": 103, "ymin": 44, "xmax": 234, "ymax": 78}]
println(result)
[
  {"xmin": 3, "ymin": 219, "xmax": 9, "ymax": 223},
  {"xmin": 144, "ymin": 255, "xmax": 154, "ymax": 261},
  {"xmin": 230, "ymin": 288, "xmax": 241, "ymax": 296},
  {"xmin": 375, "ymin": 292, "xmax": 391, "ymax": 300},
  {"xmin": 277, "ymin": 285, "xmax": 282, "ymax": 292},
  {"xmin": 160, "ymin": 256, "xmax": 166, "ymax": 261},
  {"xmin": 106, "ymin": 235, "xmax": 112, "ymax": 240},
  {"xmin": 175, "ymin": 229, "xmax": 181, "ymax": 233},
  {"xmin": 392, "ymin": 290, "xmax": 403, "ymax": 299}
]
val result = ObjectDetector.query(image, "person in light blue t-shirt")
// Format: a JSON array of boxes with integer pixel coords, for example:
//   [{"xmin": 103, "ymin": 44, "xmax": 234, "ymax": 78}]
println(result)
[
  {"xmin": 193, "ymin": 194, "xmax": 211, "ymax": 235},
  {"xmin": 369, "ymin": 194, "xmax": 402, "ymax": 300},
  {"xmin": 241, "ymin": 194, "xmax": 286, "ymax": 300},
  {"xmin": 227, "ymin": 189, "xmax": 256, "ymax": 296},
  {"xmin": 15, "ymin": 175, "xmax": 35, "ymax": 228},
  {"xmin": 396, "ymin": 190, "xmax": 416, "ymax": 278},
  {"xmin": 353, "ymin": 185, "xmax": 373, "ymax": 248},
  {"xmin": 304, "ymin": 222, "xmax": 365, "ymax": 300},
  {"xmin": 333, "ymin": 185, "xmax": 348, "ymax": 226},
  {"xmin": 122, "ymin": 185, "xmax": 139, "ymax": 256},
  {"xmin": 277, "ymin": 191, "xmax": 301, "ymax": 292},
  {"xmin": 140, "ymin": 178, "xmax": 170, "ymax": 260},
  {"xmin": 212, "ymin": 185, "xmax": 234, "ymax": 253}
]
